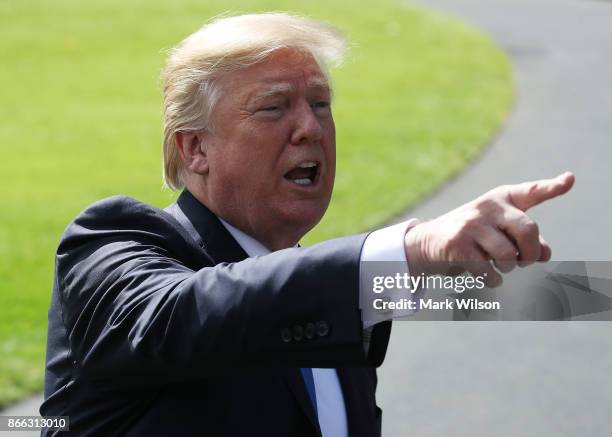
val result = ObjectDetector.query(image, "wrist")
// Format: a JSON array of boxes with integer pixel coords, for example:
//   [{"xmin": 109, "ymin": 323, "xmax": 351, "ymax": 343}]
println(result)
[{"xmin": 404, "ymin": 222, "xmax": 426, "ymax": 277}]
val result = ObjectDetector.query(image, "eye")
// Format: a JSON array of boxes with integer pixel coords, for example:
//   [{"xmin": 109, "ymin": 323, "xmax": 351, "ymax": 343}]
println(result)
[
  {"xmin": 312, "ymin": 100, "xmax": 331, "ymax": 114},
  {"xmin": 260, "ymin": 106, "xmax": 280, "ymax": 112}
]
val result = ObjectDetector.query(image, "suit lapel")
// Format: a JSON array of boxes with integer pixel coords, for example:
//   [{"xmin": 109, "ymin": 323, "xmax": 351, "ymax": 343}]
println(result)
[
  {"xmin": 175, "ymin": 190, "xmax": 248, "ymax": 264},
  {"xmin": 171, "ymin": 190, "xmax": 322, "ymax": 435}
]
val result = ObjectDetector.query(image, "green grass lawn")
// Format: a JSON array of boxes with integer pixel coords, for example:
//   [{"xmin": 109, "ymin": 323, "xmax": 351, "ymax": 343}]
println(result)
[{"xmin": 0, "ymin": 0, "xmax": 512, "ymax": 407}]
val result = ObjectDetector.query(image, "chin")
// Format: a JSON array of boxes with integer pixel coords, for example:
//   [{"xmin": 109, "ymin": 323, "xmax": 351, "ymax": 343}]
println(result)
[{"xmin": 280, "ymin": 202, "xmax": 328, "ymax": 235}]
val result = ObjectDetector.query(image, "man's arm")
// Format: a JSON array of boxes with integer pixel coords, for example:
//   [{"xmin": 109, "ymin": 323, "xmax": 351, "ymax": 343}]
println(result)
[{"xmin": 55, "ymin": 196, "xmax": 381, "ymax": 387}]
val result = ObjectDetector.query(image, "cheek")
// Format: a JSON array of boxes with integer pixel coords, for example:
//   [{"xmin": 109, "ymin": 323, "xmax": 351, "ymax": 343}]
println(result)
[
  {"xmin": 325, "ymin": 129, "xmax": 337, "ymax": 174},
  {"xmin": 230, "ymin": 155, "xmax": 278, "ymax": 199},
  {"xmin": 324, "ymin": 118, "xmax": 336, "ymax": 149},
  {"xmin": 241, "ymin": 137, "xmax": 286, "ymax": 186}
]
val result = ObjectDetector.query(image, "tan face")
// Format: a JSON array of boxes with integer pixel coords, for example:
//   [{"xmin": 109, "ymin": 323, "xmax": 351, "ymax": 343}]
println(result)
[{"xmin": 198, "ymin": 49, "xmax": 336, "ymax": 250}]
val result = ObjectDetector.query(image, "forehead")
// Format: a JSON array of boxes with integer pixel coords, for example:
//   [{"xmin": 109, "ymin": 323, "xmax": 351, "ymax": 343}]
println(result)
[{"xmin": 218, "ymin": 50, "xmax": 330, "ymax": 99}]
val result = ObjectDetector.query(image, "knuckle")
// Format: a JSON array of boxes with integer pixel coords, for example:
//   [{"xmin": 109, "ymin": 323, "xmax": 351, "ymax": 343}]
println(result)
[
  {"xmin": 460, "ymin": 210, "xmax": 484, "ymax": 230},
  {"xmin": 460, "ymin": 218, "xmax": 477, "ymax": 232},
  {"xmin": 528, "ymin": 181, "xmax": 540, "ymax": 196},
  {"xmin": 500, "ymin": 247, "xmax": 517, "ymax": 260},
  {"xmin": 521, "ymin": 220, "xmax": 539, "ymax": 238},
  {"xmin": 473, "ymin": 196, "xmax": 505, "ymax": 221},
  {"xmin": 474, "ymin": 196, "xmax": 497, "ymax": 212}
]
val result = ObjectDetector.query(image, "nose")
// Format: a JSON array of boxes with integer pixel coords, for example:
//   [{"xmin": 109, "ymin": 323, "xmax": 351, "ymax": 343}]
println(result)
[{"xmin": 289, "ymin": 101, "xmax": 323, "ymax": 145}]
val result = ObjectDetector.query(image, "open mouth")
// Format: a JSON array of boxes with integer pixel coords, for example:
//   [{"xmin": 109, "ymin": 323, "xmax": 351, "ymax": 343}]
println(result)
[{"xmin": 283, "ymin": 161, "xmax": 320, "ymax": 187}]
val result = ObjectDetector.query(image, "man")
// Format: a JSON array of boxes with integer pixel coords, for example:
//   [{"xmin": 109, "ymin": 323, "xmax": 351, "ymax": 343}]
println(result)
[{"xmin": 41, "ymin": 13, "xmax": 574, "ymax": 436}]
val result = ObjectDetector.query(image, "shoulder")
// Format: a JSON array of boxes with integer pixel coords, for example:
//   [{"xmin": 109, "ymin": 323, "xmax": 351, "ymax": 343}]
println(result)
[
  {"xmin": 61, "ymin": 195, "xmax": 174, "ymax": 240},
  {"xmin": 56, "ymin": 195, "xmax": 200, "ymax": 268},
  {"xmin": 69, "ymin": 195, "xmax": 172, "ymax": 231}
]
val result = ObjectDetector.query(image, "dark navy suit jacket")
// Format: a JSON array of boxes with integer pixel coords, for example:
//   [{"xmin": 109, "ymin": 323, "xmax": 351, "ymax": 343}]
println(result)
[{"xmin": 41, "ymin": 190, "xmax": 391, "ymax": 436}]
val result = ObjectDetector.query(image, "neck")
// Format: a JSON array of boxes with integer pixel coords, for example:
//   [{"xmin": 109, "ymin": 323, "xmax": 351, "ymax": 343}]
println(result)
[{"xmin": 184, "ymin": 183, "xmax": 303, "ymax": 251}]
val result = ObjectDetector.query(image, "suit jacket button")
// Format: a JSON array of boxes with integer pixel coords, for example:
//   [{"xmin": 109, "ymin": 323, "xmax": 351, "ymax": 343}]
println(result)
[
  {"xmin": 305, "ymin": 322, "xmax": 316, "ymax": 340},
  {"xmin": 316, "ymin": 321, "xmax": 329, "ymax": 337},
  {"xmin": 281, "ymin": 327, "xmax": 292, "ymax": 343},
  {"xmin": 293, "ymin": 325, "xmax": 304, "ymax": 341}
]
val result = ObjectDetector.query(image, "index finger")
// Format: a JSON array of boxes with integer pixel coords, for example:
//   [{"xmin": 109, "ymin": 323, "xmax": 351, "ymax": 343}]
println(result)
[{"xmin": 508, "ymin": 171, "xmax": 575, "ymax": 211}]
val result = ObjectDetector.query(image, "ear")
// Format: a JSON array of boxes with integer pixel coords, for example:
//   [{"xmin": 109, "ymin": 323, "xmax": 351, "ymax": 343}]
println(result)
[{"xmin": 175, "ymin": 130, "xmax": 210, "ymax": 176}]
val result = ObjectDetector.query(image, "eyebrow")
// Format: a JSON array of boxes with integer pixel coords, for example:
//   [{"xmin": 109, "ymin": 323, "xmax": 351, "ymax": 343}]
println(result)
[
  {"xmin": 250, "ymin": 83, "xmax": 295, "ymax": 103},
  {"xmin": 249, "ymin": 77, "xmax": 331, "ymax": 104},
  {"xmin": 307, "ymin": 76, "xmax": 331, "ymax": 90}
]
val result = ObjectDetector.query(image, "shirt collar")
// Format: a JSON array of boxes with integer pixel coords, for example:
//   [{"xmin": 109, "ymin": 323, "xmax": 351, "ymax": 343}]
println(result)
[
  {"xmin": 218, "ymin": 218, "xmax": 271, "ymax": 257},
  {"xmin": 219, "ymin": 218, "xmax": 300, "ymax": 257}
]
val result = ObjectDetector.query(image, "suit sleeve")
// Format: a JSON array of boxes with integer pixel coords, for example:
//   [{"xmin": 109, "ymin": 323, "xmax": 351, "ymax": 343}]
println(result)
[{"xmin": 54, "ymin": 197, "xmax": 389, "ymax": 385}]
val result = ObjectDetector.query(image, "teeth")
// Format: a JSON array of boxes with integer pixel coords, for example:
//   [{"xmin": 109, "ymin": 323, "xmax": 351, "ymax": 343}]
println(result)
[
  {"xmin": 293, "ymin": 178, "xmax": 312, "ymax": 185},
  {"xmin": 298, "ymin": 161, "xmax": 317, "ymax": 169}
]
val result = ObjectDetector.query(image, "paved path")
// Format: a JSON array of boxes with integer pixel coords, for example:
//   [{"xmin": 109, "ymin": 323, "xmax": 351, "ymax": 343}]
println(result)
[
  {"xmin": 0, "ymin": 395, "xmax": 43, "ymax": 437},
  {"xmin": 379, "ymin": 0, "xmax": 612, "ymax": 436}
]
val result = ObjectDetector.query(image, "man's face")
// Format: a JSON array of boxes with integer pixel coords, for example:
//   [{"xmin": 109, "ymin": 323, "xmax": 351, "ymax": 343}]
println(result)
[{"xmin": 201, "ymin": 49, "xmax": 336, "ymax": 250}]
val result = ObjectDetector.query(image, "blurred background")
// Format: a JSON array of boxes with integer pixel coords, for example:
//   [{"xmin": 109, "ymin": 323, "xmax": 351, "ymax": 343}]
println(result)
[{"xmin": 1, "ymin": 0, "xmax": 610, "ymax": 435}]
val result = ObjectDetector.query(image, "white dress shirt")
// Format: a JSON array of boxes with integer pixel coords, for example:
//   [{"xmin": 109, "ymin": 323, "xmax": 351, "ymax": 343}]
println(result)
[{"xmin": 219, "ymin": 218, "xmax": 418, "ymax": 437}]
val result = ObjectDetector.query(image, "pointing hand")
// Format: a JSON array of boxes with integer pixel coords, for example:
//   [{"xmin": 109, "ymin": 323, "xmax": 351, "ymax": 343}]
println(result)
[{"xmin": 404, "ymin": 172, "xmax": 575, "ymax": 286}]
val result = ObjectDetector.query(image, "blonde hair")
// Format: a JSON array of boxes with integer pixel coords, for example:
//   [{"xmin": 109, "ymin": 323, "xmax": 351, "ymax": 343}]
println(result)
[{"xmin": 161, "ymin": 12, "xmax": 348, "ymax": 190}]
